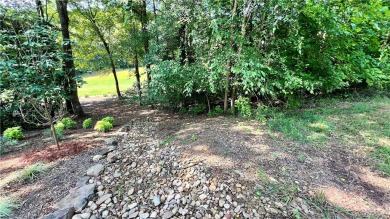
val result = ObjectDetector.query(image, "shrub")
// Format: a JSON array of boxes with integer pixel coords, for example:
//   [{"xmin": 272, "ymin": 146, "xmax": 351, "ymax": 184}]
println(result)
[
  {"xmin": 0, "ymin": 196, "xmax": 18, "ymax": 218},
  {"xmin": 54, "ymin": 122, "xmax": 65, "ymax": 140},
  {"xmin": 179, "ymin": 107, "xmax": 187, "ymax": 115},
  {"xmin": 207, "ymin": 106, "xmax": 224, "ymax": 117},
  {"xmin": 102, "ymin": 116, "xmax": 114, "ymax": 125},
  {"xmin": 20, "ymin": 162, "xmax": 48, "ymax": 181},
  {"xmin": 236, "ymin": 96, "xmax": 252, "ymax": 119},
  {"xmin": 94, "ymin": 121, "xmax": 113, "ymax": 132},
  {"xmin": 3, "ymin": 127, "xmax": 23, "ymax": 140},
  {"xmin": 189, "ymin": 104, "xmax": 206, "ymax": 115},
  {"xmin": 0, "ymin": 138, "xmax": 18, "ymax": 154},
  {"xmin": 61, "ymin": 117, "xmax": 76, "ymax": 129},
  {"xmin": 82, "ymin": 118, "xmax": 93, "ymax": 129}
]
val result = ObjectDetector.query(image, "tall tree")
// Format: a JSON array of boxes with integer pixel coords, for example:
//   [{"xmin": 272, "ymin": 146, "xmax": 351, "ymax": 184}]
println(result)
[
  {"xmin": 73, "ymin": 1, "xmax": 122, "ymax": 98},
  {"xmin": 56, "ymin": 0, "xmax": 84, "ymax": 115}
]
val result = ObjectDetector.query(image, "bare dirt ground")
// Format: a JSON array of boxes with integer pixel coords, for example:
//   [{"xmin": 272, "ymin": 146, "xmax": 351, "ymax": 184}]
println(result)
[{"xmin": 1, "ymin": 97, "xmax": 389, "ymax": 218}]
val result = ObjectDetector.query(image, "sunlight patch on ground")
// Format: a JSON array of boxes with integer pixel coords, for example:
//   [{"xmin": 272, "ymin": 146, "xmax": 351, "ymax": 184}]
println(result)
[
  {"xmin": 356, "ymin": 167, "xmax": 390, "ymax": 192},
  {"xmin": 318, "ymin": 186, "xmax": 390, "ymax": 215}
]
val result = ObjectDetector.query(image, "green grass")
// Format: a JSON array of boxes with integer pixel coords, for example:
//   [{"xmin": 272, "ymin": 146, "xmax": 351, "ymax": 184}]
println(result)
[
  {"xmin": 19, "ymin": 162, "xmax": 49, "ymax": 181},
  {"xmin": 265, "ymin": 94, "xmax": 390, "ymax": 175},
  {"xmin": 0, "ymin": 196, "xmax": 18, "ymax": 218},
  {"xmin": 78, "ymin": 68, "xmax": 146, "ymax": 97}
]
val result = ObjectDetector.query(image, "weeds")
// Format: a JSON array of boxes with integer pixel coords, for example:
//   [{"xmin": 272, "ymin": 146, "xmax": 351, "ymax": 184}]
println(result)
[
  {"xmin": 159, "ymin": 136, "xmax": 177, "ymax": 147},
  {"xmin": 20, "ymin": 162, "xmax": 48, "ymax": 181},
  {"xmin": 0, "ymin": 196, "xmax": 18, "ymax": 218}
]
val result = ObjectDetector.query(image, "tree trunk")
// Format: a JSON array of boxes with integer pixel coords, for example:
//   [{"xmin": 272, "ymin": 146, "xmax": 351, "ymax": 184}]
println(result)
[
  {"xmin": 91, "ymin": 21, "xmax": 121, "ymax": 98},
  {"xmin": 134, "ymin": 54, "xmax": 142, "ymax": 103},
  {"xmin": 224, "ymin": 0, "xmax": 238, "ymax": 112},
  {"xmin": 179, "ymin": 24, "xmax": 187, "ymax": 65},
  {"xmin": 141, "ymin": 0, "xmax": 151, "ymax": 85},
  {"xmin": 56, "ymin": 0, "xmax": 84, "ymax": 116},
  {"xmin": 224, "ymin": 60, "xmax": 232, "ymax": 112},
  {"xmin": 44, "ymin": 98, "xmax": 60, "ymax": 149}
]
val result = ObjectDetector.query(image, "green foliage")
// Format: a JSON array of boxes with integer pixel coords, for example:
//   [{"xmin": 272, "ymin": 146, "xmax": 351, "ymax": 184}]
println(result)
[
  {"xmin": 207, "ymin": 106, "xmax": 224, "ymax": 117},
  {"xmin": 20, "ymin": 162, "xmax": 48, "ymax": 181},
  {"xmin": 3, "ymin": 127, "xmax": 23, "ymax": 140},
  {"xmin": 82, "ymin": 118, "xmax": 93, "ymax": 129},
  {"xmin": 61, "ymin": 118, "xmax": 76, "ymax": 129},
  {"xmin": 190, "ymin": 134, "xmax": 198, "ymax": 141},
  {"xmin": 0, "ymin": 138, "xmax": 18, "ymax": 154},
  {"xmin": 189, "ymin": 104, "xmax": 206, "ymax": 115},
  {"xmin": 94, "ymin": 121, "xmax": 113, "ymax": 132},
  {"xmin": 54, "ymin": 122, "xmax": 65, "ymax": 140},
  {"xmin": 0, "ymin": 196, "xmax": 18, "ymax": 218},
  {"xmin": 236, "ymin": 97, "xmax": 252, "ymax": 119},
  {"xmin": 159, "ymin": 136, "xmax": 177, "ymax": 147},
  {"xmin": 373, "ymin": 146, "xmax": 390, "ymax": 176},
  {"xmin": 179, "ymin": 107, "xmax": 187, "ymax": 115},
  {"xmin": 102, "ymin": 117, "xmax": 114, "ymax": 125}
]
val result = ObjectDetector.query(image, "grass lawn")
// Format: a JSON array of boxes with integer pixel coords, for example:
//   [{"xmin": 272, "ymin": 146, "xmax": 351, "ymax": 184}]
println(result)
[
  {"xmin": 78, "ymin": 68, "xmax": 146, "ymax": 97},
  {"xmin": 265, "ymin": 93, "xmax": 390, "ymax": 176}
]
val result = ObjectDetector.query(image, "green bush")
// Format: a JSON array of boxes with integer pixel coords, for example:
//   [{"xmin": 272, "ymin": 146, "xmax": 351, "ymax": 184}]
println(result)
[
  {"xmin": 102, "ymin": 116, "xmax": 114, "ymax": 125},
  {"xmin": 189, "ymin": 104, "xmax": 206, "ymax": 115},
  {"xmin": 0, "ymin": 137, "xmax": 18, "ymax": 154},
  {"xmin": 179, "ymin": 107, "xmax": 187, "ymax": 115},
  {"xmin": 3, "ymin": 127, "xmax": 23, "ymax": 140},
  {"xmin": 61, "ymin": 117, "xmax": 76, "ymax": 129},
  {"xmin": 94, "ymin": 121, "xmax": 113, "ymax": 132},
  {"xmin": 54, "ymin": 122, "xmax": 65, "ymax": 140},
  {"xmin": 207, "ymin": 106, "xmax": 224, "ymax": 117},
  {"xmin": 236, "ymin": 96, "xmax": 252, "ymax": 119},
  {"xmin": 82, "ymin": 118, "xmax": 93, "ymax": 129}
]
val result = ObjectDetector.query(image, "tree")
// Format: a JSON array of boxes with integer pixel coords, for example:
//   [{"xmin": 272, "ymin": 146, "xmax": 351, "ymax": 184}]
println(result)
[
  {"xmin": 0, "ymin": 9, "xmax": 67, "ymax": 148},
  {"xmin": 56, "ymin": 0, "xmax": 84, "ymax": 115},
  {"xmin": 72, "ymin": 0, "xmax": 122, "ymax": 98}
]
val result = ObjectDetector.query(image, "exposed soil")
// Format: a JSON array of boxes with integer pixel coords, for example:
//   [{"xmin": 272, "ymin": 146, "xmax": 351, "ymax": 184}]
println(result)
[{"xmin": 1, "ymin": 97, "xmax": 389, "ymax": 218}]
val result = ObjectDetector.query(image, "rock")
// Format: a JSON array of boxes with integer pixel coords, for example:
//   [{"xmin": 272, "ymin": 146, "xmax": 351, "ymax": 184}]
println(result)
[
  {"xmin": 162, "ymin": 211, "xmax": 174, "ymax": 219},
  {"xmin": 267, "ymin": 207, "xmax": 279, "ymax": 214},
  {"xmin": 234, "ymin": 206, "xmax": 241, "ymax": 213},
  {"xmin": 153, "ymin": 195, "xmax": 161, "ymax": 206},
  {"xmin": 39, "ymin": 207, "xmax": 75, "ymax": 219},
  {"xmin": 219, "ymin": 199, "xmax": 225, "ymax": 207},
  {"xmin": 107, "ymin": 152, "xmax": 118, "ymax": 163},
  {"xmin": 113, "ymin": 172, "xmax": 121, "ymax": 178},
  {"xmin": 199, "ymin": 194, "xmax": 207, "ymax": 200},
  {"xmin": 140, "ymin": 213, "xmax": 150, "ymax": 219},
  {"xmin": 224, "ymin": 203, "xmax": 230, "ymax": 209},
  {"xmin": 128, "ymin": 203, "xmax": 138, "ymax": 210},
  {"xmin": 178, "ymin": 208, "xmax": 188, "ymax": 216},
  {"xmin": 75, "ymin": 177, "xmax": 90, "ymax": 188},
  {"xmin": 87, "ymin": 164, "xmax": 104, "ymax": 177},
  {"xmin": 128, "ymin": 188, "xmax": 135, "ymax": 196},
  {"xmin": 96, "ymin": 194, "xmax": 112, "ymax": 205},
  {"xmin": 105, "ymin": 137, "xmax": 118, "ymax": 146},
  {"xmin": 55, "ymin": 184, "xmax": 96, "ymax": 212},
  {"xmin": 92, "ymin": 155, "xmax": 103, "ymax": 161},
  {"xmin": 128, "ymin": 211, "xmax": 138, "ymax": 218},
  {"xmin": 101, "ymin": 210, "xmax": 109, "ymax": 218},
  {"xmin": 150, "ymin": 212, "xmax": 158, "ymax": 218},
  {"xmin": 274, "ymin": 202, "xmax": 284, "ymax": 209},
  {"xmin": 71, "ymin": 215, "xmax": 82, "ymax": 219},
  {"xmin": 79, "ymin": 212, "xmax": 91, "ymax": 219}
]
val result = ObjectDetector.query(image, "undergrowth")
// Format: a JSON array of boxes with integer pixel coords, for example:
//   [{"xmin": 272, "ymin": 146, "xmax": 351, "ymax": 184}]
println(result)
[
  {"xmin": 20, "ymin": 162, "xmax": 48, "ymax": 181},
  {"xmin": 0, "ymin": 196, "xmax": 18, "ymax": 218}
]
